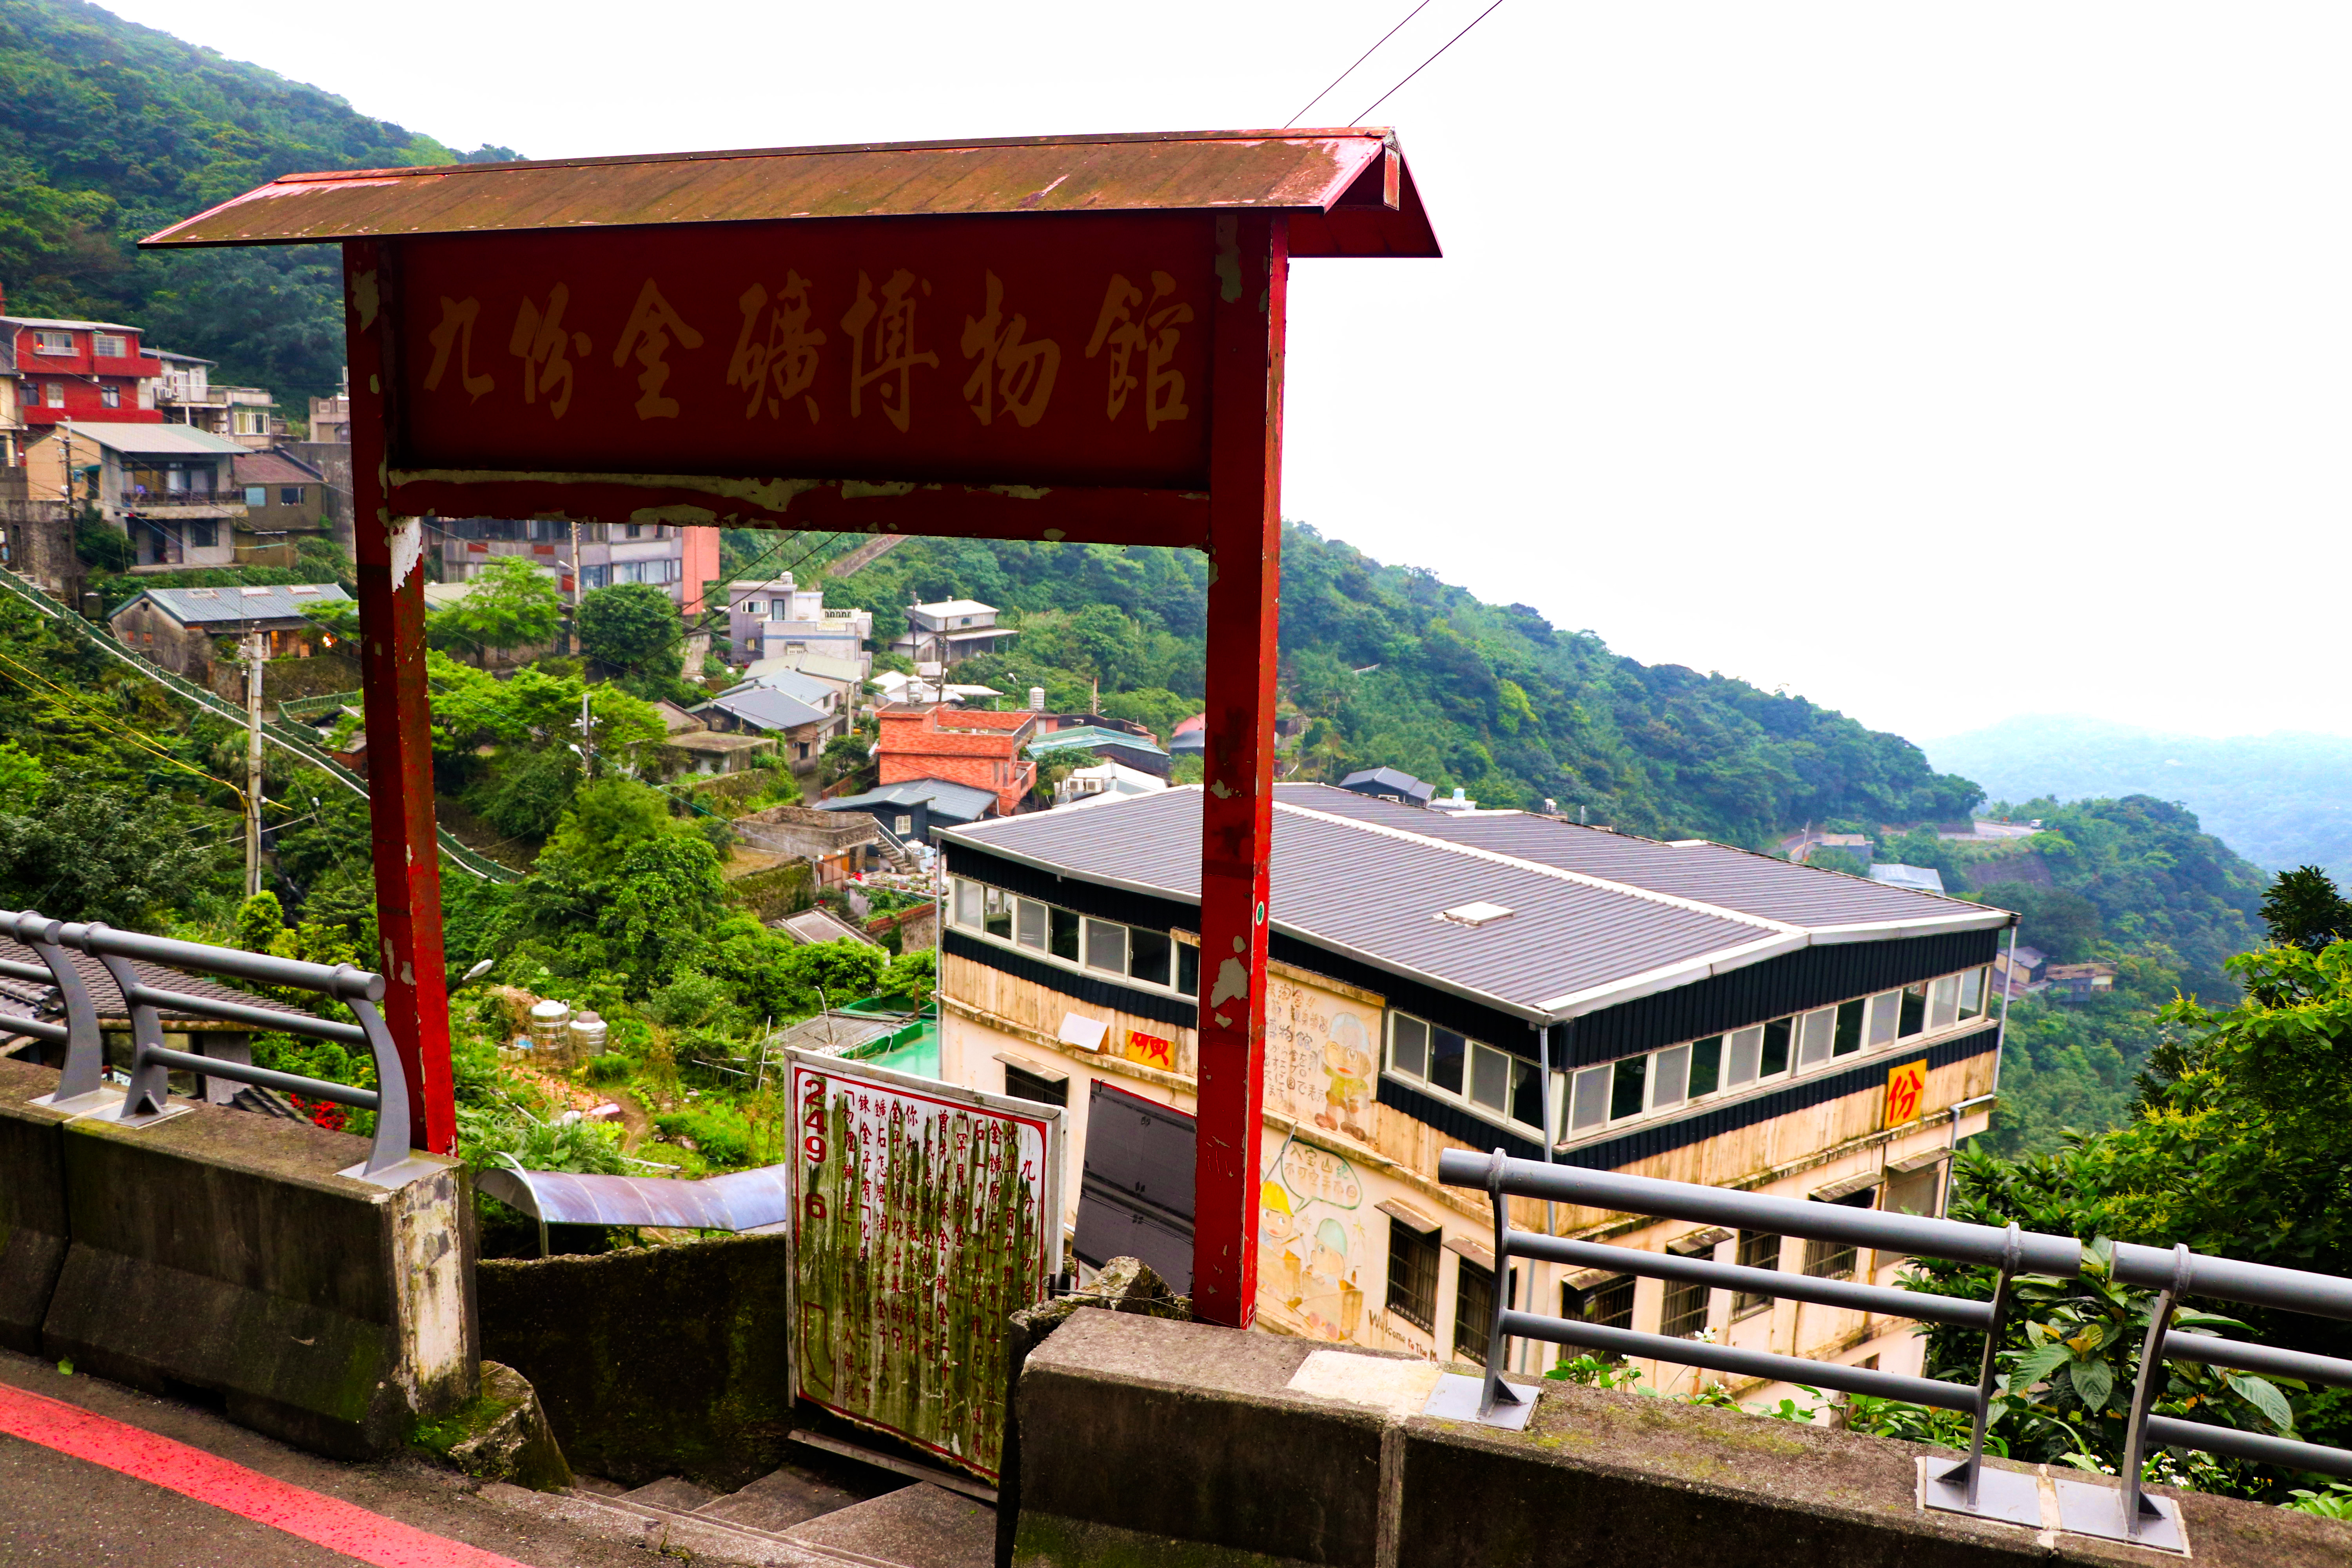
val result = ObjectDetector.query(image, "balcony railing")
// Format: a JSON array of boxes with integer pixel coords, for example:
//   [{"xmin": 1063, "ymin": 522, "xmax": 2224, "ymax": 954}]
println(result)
[{"xmin": 1439, "ymin": 1148, "xmax": 2352, "ymax": 1555}]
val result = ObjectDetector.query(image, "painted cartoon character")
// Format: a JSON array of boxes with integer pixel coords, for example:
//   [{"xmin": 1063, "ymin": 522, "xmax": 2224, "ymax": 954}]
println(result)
[{"xmin": 1317, "ymin": 1011, "xmax": 1376, "ymax": 1141}]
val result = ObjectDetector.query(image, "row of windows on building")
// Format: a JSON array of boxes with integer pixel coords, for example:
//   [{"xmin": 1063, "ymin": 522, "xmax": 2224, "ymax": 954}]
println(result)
[
  {"xmin": 27, "ymin": 382, "xmax": 130, "ymax": 408},
  {"xmin": 953, "ymin": 881, "xmax": 1202, "ymax": 996},
  {"xmin": 437, "ymin": 519, "xmax": 681, "ymax": 543},
  {"xmin": 30, "ymin": 330, "xmax": 132, "ymax": 358},
  {"xmin": 1384, "ymin": 967, "xmax": 1993, "ymax": 1144},
  {"xmin": 582, "ymin": 558, "xmax": 682, "ymax": 588},
  {"xmin": 1383, "ymin": 1160, "xmax": 1944, "ymax": 1359},
  {"xmin": 955, "ymin": 875, "xmax": 1994, "ymax": 1148}
]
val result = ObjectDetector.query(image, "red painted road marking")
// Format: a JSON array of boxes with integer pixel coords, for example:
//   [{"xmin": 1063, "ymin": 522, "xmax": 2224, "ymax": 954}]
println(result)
[{"xmin": 0, "ymin": 1381, "xmax": 537, "ymax": 1568}]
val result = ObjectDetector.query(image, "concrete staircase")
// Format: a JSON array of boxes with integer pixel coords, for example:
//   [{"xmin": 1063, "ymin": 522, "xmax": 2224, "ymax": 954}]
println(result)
[{"xmin": 492, "ymin": 1461, "xmax": 995, "ymax": 1568}]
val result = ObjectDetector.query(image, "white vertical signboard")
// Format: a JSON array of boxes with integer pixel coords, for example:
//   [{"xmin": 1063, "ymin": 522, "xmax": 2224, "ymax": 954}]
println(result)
[{"xmin": 786, "ymin": 1050, "xmax": 1063, "ymax": 1483}]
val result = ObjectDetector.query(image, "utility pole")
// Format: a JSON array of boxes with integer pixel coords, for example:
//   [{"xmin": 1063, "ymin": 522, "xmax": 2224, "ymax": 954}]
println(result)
[
  {"xmin": 243, "ymin": 628, "xmax": 267, "ymax": 897},
  {"xmin": 574, "ymin": 688, "xmax": 595, "ymax": 779},
  {"xmin": 567, "ymin": 519, "xmax": 582, "ymax": 657}
]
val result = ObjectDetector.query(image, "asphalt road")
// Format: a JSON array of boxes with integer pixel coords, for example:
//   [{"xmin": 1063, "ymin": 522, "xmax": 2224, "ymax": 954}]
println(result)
[{"xmin": 0, "ymin": 1348, "xmax": 649, "ymax": 1568}]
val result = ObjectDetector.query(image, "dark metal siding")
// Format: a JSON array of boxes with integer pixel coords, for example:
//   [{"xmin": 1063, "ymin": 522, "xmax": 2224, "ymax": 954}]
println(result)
[
  {"xmin": 940, "ymin": 929, "xmax": 1197, "ymax": 1029},
  {"xmin": 1555, "ymin": 1023, "xmax": 1999, "ymax": 1170},
  {"xmin": 1267, "ymin": 932, "xmax": 1535, "ymax": 1062},
  {"xmin": 1568, "ymin": 927, "xmax": 2001, "ymax": 1067},
  {"xmin": 1375, "ymin": 1076, "xmax": 1547, "ymax": 1162}
]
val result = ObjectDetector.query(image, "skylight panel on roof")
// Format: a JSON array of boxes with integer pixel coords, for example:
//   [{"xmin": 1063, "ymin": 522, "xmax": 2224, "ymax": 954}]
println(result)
[{"xmin": 1437, "ymin": 900, "xmax": 1514, "ymax": 929}]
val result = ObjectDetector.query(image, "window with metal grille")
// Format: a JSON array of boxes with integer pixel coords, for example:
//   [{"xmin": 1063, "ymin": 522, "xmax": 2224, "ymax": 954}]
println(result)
[
  {"xmin": 1733, "ymin": 1229, "xmax": 1781, "ymax": 1316},
  {"xmin": 1661, "ymin": 1275, "xmax": 1709, "ymax": 1339},
  {"xmin": 1453, "ymin": 1257, "xmax": 1514, "ymax": 1366},
  {"xmin": 1804, "ymin": 1188, "xmax": 1877, "ymax": 1279},
  {"xmin": 1577, "ymin": 1273, "xmax": 1635, "ymax": 1330},
  {"xmin": 1002, "ymin": 1063, "xmax": 1067, "ymax": 1109},
  {"xmin": 1385, "ymin": 1216, "xmax": 1440, "ymax": 1333}
]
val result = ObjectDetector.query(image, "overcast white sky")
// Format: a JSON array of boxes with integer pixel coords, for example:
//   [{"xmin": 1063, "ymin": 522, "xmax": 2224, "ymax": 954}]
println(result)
[{"xmin": 97, "ymin": 1, "xmax": 2352, "ymax": 743}]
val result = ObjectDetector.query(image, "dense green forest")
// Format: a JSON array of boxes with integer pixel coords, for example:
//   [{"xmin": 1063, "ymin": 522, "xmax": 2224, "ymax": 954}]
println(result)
[
  {"xmin": 0, "ymin": 0, "xmax": 513, "ymax": 404},
  {"xmin": 1930, "ymin": 713, "xmax": 2352, "ymax": 890},
  {"xmin": 820, "ymin": 524, "xmax": 1984, "ymax": 845}
]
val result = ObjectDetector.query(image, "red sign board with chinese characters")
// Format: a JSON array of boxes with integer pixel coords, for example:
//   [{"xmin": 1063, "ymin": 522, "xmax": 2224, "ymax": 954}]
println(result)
[
  {"xmin": 392, "ymin": 214, "xmax": 1214, "ymax": 490},
  {"xmin": 787, "ymin": 1050, "xmax": 1064, "ymax": 1483}
]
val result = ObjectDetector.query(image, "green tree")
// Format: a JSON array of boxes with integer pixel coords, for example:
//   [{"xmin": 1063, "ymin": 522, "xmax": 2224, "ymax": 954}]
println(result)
[
  {"xmin": 0, "ymin": 774, "xmax": 233, "ymax": 928},
  {"xmin": 576, "ymin": 583, "xmax": 684, "ymax": 681},
  {"xmin": 595, "ymin": 834, "xmax": 729, "ymax": 983},
  {"xmin": 2260, "ymin": 867, "xmax": 2352, "ymax": 953},
  {"xmin": 539, "ymin": 778, "xmax": 680, "ymax": 882},
  {"xmin": 0, "ymin": 740, "xmax": 48, "ymax": 809},
  {"xmin": 428, "ymin": 556, "xmax": 561, "ymax": 664}
]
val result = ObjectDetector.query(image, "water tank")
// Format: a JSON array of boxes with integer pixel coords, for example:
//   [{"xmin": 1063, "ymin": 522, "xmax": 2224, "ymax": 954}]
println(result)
[
  {"xmin": 1029, "ymin": 686, "xmax": 1045, "ymax": 711},
  {"xmin": 569, "ymin": 1009, "xmax": 608, "ymax": 1058},
  {"xmin": 527, "ymin": 998, "xmax": 571, "ymax": 1055}
]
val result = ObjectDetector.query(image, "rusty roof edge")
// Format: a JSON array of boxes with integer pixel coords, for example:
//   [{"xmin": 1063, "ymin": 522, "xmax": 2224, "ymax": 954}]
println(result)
[
  {"xmin": 270, "ymin": 125, "xmax": 1399, "ymax": 183},
  {"xmin": 139, "ymin": 127, "xmax": 1407, "ymax": 250}
]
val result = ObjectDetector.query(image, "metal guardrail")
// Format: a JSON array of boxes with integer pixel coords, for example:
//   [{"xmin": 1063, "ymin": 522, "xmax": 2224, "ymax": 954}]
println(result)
[
  {"xmin": 275, "ymin": 688, "xmax": 363, "ymax": 722},
  {"xmin": 1, "ymin": 908, "xmax": 414, "ymax": 1181},
  {"xmin": 1439, "ymin": 1149, "xmax": 2352, "ymax": 1553}
]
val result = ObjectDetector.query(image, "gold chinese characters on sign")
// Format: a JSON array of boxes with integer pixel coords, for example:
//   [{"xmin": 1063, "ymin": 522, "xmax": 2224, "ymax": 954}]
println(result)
[{"xmin": 393, "ymin": 216, "xmax": 1216, "ymax": 490}]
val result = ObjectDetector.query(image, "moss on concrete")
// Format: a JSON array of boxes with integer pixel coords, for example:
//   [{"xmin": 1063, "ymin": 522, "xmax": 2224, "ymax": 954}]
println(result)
[
  {"xmin": 477, "ymin": 1233, "xmax": 791, "ymax": 1490},
  {"xmin": 1014, "ymin": 1512, "xmax": 1327, "ymax": 1568},
  {"xmin": 411, "ymin": 1361, "xmax": 571, "ymax": 1492}
]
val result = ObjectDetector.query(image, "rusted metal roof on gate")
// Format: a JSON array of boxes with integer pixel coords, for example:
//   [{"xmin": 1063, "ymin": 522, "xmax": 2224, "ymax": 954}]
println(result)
[{"xmin": 139, "ymin": 128, "xmax": 1440, "ymax": 258}]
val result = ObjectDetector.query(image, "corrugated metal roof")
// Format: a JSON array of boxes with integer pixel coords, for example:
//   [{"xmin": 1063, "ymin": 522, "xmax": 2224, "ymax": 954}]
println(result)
[
  {"xmin": 120, "ymin": 583, "xmax": 349, "ymax": 627},
  {"xmin": 725, "ymin": 668, "xmax": 834, "ymax": 707},
  {"xmin": 0, "ymin": 938, "xmax": 316, "ymax": 1027},
  {"xmin": 232, "ymin": 449, "xmax": 323, "ymax": 485},
  {"xmin": 697, "ymin": 686, "xmax": 826, "ymax": 731},
  {"xmin": 941, "ymin": 784, "xmax": 2009, "ymax": 1023},
  {"xmin": 821, "ymin": 778, "xmax": 999, "ymax": 819},
  {"xmin": 1292, "ymin": 788, "xmax": 2008, "ymax": 933},
  {"xmin": 38, "ymin": 422, "xmax": 247, "ymax": 457},
  {"xmin": 139, "ymin": 129, "xmax": 1439, "ymax": 259},
  {"xmin": 478, "ymin": 1164, "xmax": 791, "ymax": 1231},
  {"xmin": 1028, "ymin": 725, "xmax": 1169, "ymax": 758},
  {"xmin": 3, "ymin": 315, "xmax": 144, "ymax": 333}
]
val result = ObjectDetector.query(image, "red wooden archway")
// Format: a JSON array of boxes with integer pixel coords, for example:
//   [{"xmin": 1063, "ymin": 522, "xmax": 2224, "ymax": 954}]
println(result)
[{"xmin": 143, "ymin": 130, "xmax": 1441, "ymax": 1326}]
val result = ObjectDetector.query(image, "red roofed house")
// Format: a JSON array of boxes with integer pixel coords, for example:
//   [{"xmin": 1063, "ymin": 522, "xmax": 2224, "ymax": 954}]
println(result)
[
  {"xmin": 3, "ymin": 289, "xmax": 164, "ymax": 433},
  {"xmin": 875, "ymin": 704, "xmax": 1037, "ymax": 818}
]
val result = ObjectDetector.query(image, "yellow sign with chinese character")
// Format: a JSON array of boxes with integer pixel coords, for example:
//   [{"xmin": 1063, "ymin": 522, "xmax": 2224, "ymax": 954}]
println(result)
[{"xmin": 1885, "ymin": 1060, "xmax": 1928, "ymax": 1128}]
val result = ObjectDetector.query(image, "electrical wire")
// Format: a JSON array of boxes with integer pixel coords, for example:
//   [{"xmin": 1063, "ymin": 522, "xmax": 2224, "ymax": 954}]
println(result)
[
  {"xmin": 0, "ymin": 644, "xmax": 281, "ymax": 809},
  {"xmin": 1285, "ymin": 0, "xmax": 1435, "ymax": 128},
  {"xmin": 1354, "ymin": 0, "xmax": 1507, "ymax": 122}
]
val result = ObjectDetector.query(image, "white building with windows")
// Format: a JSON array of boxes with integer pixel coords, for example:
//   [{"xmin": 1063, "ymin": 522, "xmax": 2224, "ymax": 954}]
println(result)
[
  {"xmin": 727, "ymin": 574, "xmax": 873, "ymax": 674},
  {"xmin": 931, "ymin": 783, "xmax": 2012, "ymax": 1399},
  {"xmin": 22, "ymin": 422, "xmax": 248, "ymax": 571},
  {"xmin": 892, "ymin": 597, "xmax": 1015, "ymax": 669}
]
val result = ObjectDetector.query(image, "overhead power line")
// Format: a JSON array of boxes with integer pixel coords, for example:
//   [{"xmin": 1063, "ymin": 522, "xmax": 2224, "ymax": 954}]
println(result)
[
  {"xmin": 1354, "ymin": 0, "xmax": 1508, "ymax": 122},
  {"xmin": 1285, "ymin": 0, "xmax": 1435, "ymax": 128}
]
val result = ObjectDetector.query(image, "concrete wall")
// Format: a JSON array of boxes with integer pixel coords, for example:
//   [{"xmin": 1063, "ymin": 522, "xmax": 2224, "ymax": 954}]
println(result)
[
  {"xmin": 0, "ymin": 1056, "xmax": 475, "ymax": 1459},
  {"xmin": 0, "ymin": 1058, "xmax": 73, "ymax": 1354},
  {"xmin": 476, "ymin": 1232, "xmax": 794, "ymax": 1491},
  {"xmin": 1009, "ymin": 1308, "xmax": 2351, "ymax": 1568}
]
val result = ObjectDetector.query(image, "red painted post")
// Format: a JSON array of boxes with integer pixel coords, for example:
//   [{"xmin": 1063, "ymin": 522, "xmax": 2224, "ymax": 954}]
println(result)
[
  {"xmin": 342, "ymin": 239, "xmax": 457, "ymax": 1156},
  {"xmin": 1192, "ymin": 213, "xmax": 1288, "ymax": 1328}
]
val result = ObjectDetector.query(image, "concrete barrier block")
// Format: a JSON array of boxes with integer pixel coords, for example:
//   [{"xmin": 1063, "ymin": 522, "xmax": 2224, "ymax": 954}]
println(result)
[
  {"xmin": 0, "ymin": 1058, "xmax": 72, "ymax": 1355},
  {"xmin": 1397, "ymin": 1379, "xmax": 2352, "ymax": 1568},
  {"xmin": 41, "ymin": 1092, "xmax": 475, "ymax": 1459},
  {"xmin": 1013, "ymin": 1308, "xmax": 1401, "ymax": 1568},
  {"xmin": 476, "ymin": 1232, "xmax": 793, "ymax": 1491}
]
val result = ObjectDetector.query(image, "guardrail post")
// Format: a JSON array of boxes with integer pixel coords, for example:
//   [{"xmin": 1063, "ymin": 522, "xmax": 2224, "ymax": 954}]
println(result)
[
  {"xmin": 348, "ymin": 992, "xmax": 413, "ymax": 1179},
  {"xmin": 2119, "ymin": 1243, "xmax": 2193, "ymax": 1539},
  {"xmin": 1938, "ymin": 1221, "xmax": 2023, "ymax": 1508},
  {"xmin": 95, "ymin": 936, "xmax": 174, "ymax": 1122},
  {"xmin": 1479, "ymin": 1148, "xmax": 1527, "ymax": 1419},
  {"xmin": 11, "ymin": 912, "xmax": 101, "ymax": 1104}
]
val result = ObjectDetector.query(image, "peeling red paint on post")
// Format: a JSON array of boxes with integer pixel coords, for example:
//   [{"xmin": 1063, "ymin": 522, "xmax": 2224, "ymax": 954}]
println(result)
[
  {"xmin": 345, "ymin": 238, "xmax": 457, "ymax": 1156},
  {"xmin": 1192, "ymin": 212, "xmax": 1287, "ymax": 1328}
]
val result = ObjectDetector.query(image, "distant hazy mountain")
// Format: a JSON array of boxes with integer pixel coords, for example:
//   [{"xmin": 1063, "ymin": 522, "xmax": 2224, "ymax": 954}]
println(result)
[{"xmin": 1924, "ymin": 715, "xmax": 2352, "ymax": 882}]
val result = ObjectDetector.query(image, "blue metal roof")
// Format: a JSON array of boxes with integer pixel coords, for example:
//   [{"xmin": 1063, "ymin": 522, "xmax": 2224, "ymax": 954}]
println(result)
[
  {"xmin": 1028, "ymin": 725, "xmax": 1169, "ymax": 757},
  {"xmin": 820, "ymin": 778, "xmax": 999, "ymax": 821},
  {"xmin": 117, "ymin": 583, "xmax": 349, "ymax": 627}
]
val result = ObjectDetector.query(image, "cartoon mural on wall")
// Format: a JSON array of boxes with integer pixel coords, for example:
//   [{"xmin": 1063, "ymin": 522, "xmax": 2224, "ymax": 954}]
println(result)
[
  {"xmin": 1265, "ymin": 967, "xmax": 1382, "ymax": 1138},
  {"xmin": 1259, "ymin": 1133, "xmax": 1368, "ymax": 1341}
]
